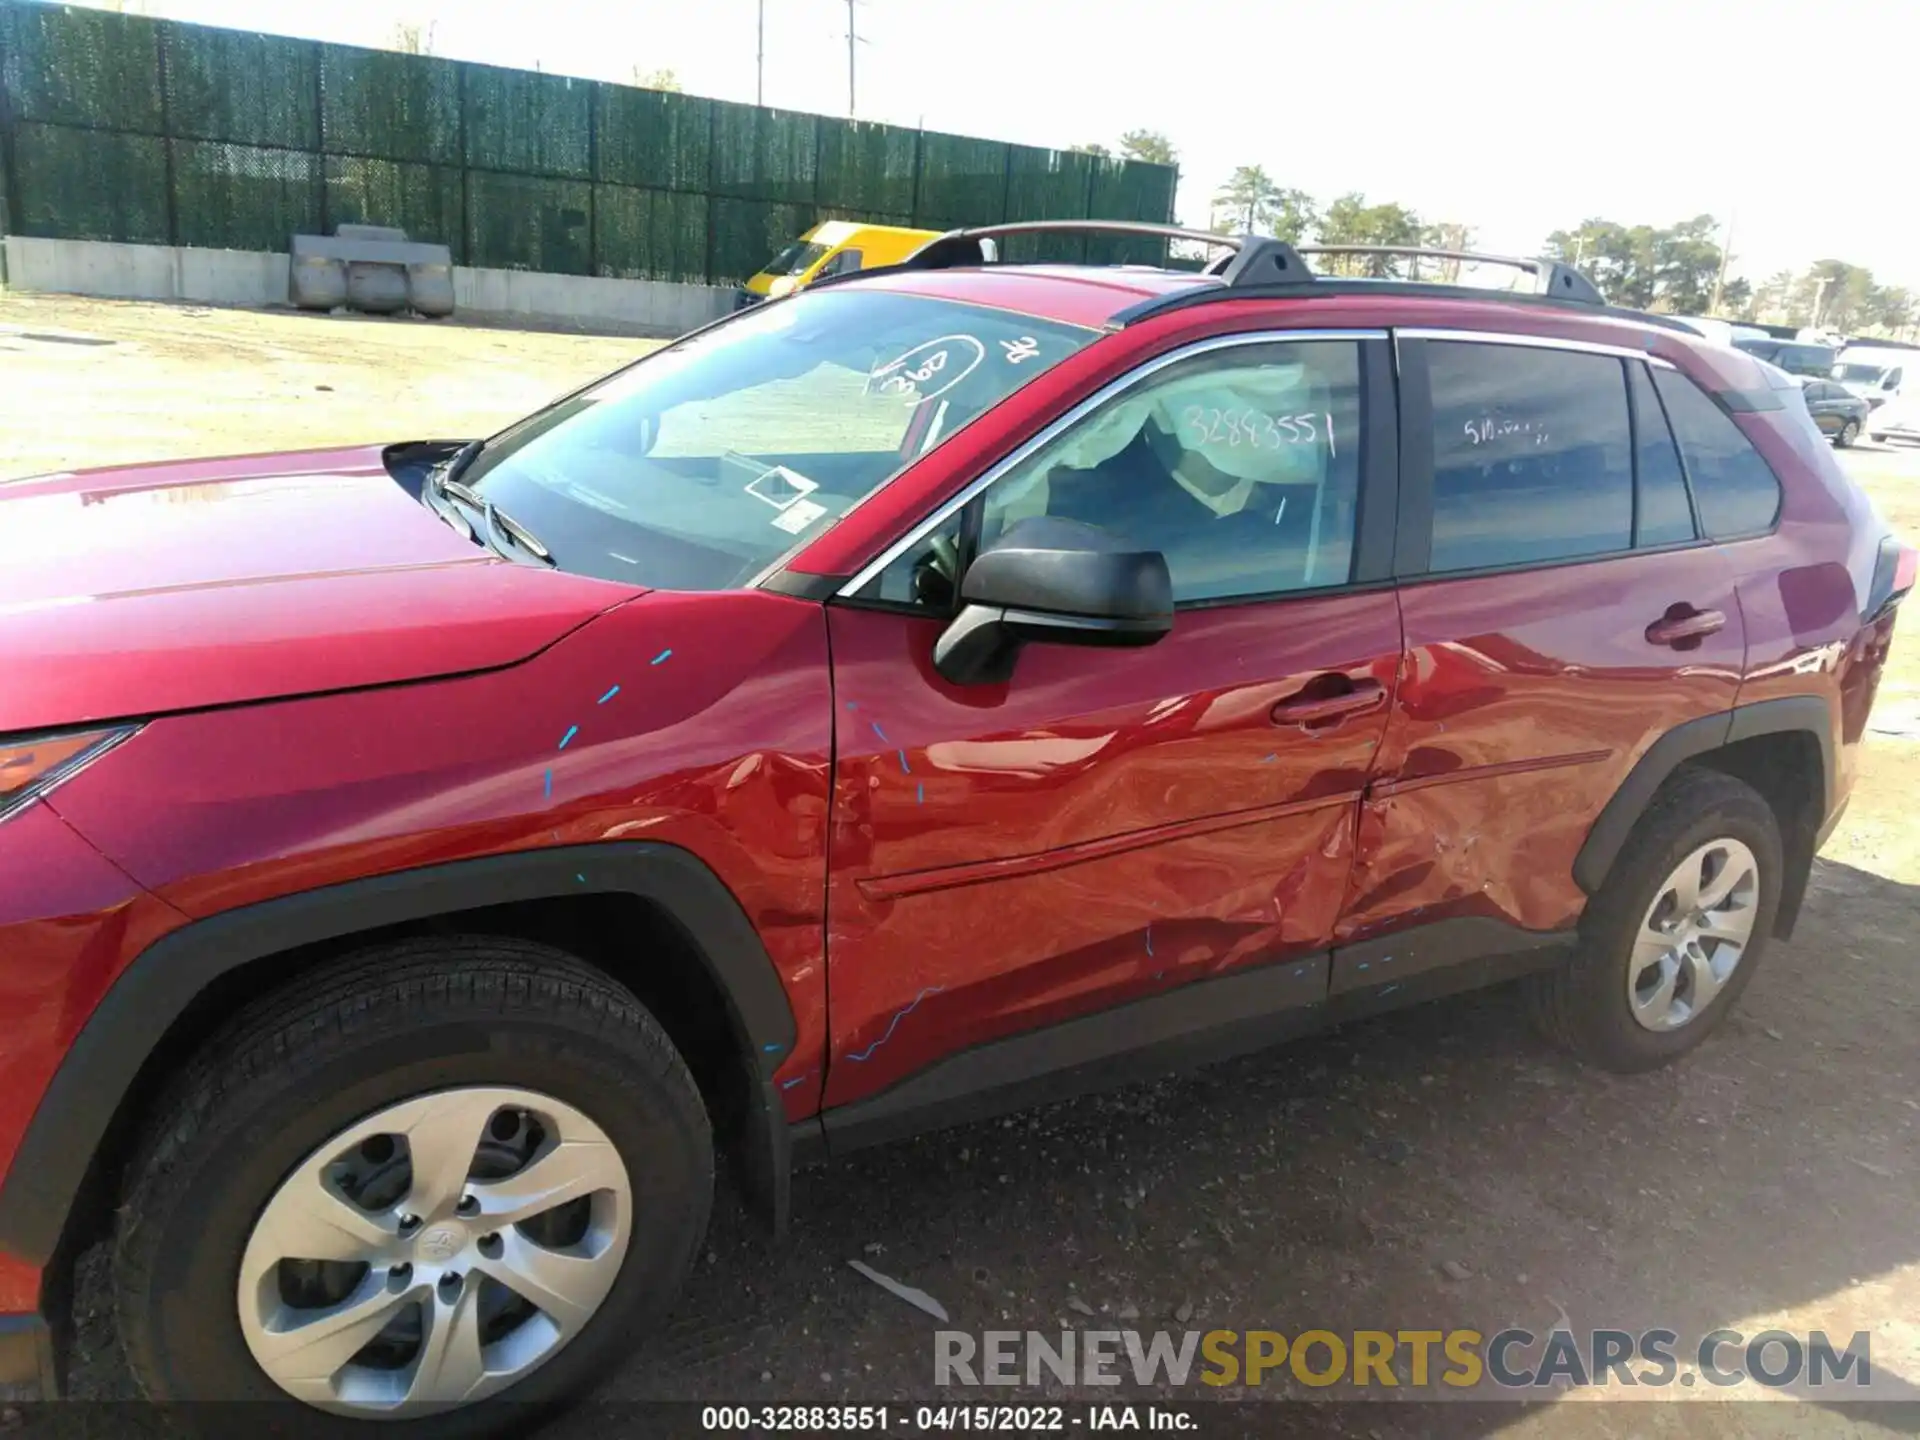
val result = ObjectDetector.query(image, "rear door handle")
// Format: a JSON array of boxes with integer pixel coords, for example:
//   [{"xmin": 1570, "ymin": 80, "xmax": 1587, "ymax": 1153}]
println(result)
[
  {"xmin": 1270, "ymin": 678, "xmax": 1386, "ymax": 727},
  {"xmin": 1645, "ymin": 608, "xmax": 1727, "ymax": 647}
]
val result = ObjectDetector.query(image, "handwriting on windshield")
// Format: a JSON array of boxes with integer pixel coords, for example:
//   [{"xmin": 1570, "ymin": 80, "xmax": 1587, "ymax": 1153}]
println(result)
[
  {"xmin": 867, "ymin": 336, "xmax": 986, "ymax": 404},
  {"xmin": 1180, "ymin": 406, "xmax": 1337, "ymax": 458}
]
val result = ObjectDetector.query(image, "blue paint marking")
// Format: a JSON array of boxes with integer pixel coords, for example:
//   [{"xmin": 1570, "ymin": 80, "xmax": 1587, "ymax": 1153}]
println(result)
[
  {"xmin": 1357, "ymin": 962, "xmax": 1369, "ymax": 971},
  {"xmin": 1145, "ymin": 924, "xmax": 1154, "ymax": 958},
  {"xmin": 576, "ymin": 873, "xmax": 586, "ymax": 884},
  {"xmin": 558, "ymin": 725, "xmax": 579, "ymax": 750},
  {"xmin": 597, "ymin": 684, "xmax": 621, "ymax": 704},
  {"xmin": 897, "ymin": 749, "xmax": 911, "ymax": 774},
  {"xmin": 1380, "ymin": 983, "xmax": 1401, "ymax": 996},
  {"xmin": 543, "ymin": 768, "xmax": 553, "ymax": 799},
  {"xmin": 1381, "ymin": 955, "xmax": 1393, "ymax": 964},
  {"xmin": 762, "ymin": 1042, "xmax": 783, "ymax": 1054},
  {"xmin": 870, "ymin": 720, "xmax": 890, "ymax": 743},
  {"xmin": 651, "ymin": 648, "xmax": 673, "ymax": 665},
  {"xmin": 780, "ymin": 1075, "xmax": 808, "ymax": 1091},
  {"xmin": 846, "ymin": 987, "xmax": 942, "ymax": 1062},
  {"xmin": 1261, "ymin": 753, "xmax": 1278, "ymax": 763},
  {"xmin": 845, "ymin": 701, "xmax": 859, "ymax": 710},
  {"xmin": 916, "ymin": 782, "xmax": 925, "ymax": 805}
]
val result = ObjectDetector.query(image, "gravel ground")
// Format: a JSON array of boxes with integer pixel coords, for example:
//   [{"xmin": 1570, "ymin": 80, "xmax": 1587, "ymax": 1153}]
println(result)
[{"xmin": 3, "ymin": 294, "xmax": 1918, "ymax": 1436}]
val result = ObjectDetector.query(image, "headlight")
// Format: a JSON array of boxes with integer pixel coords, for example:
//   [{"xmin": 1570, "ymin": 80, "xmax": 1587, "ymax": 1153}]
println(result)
[{"xmin": 0, "ymin": 725, "xmax": 139, "ymax": 824}]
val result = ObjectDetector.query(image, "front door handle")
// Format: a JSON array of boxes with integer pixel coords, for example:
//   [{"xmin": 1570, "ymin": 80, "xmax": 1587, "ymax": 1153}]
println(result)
[
  {"xmin": 1270, "ymin": 677, "xmax": 1386, "ymax": 727},
  {"xmin": 1645, "ymin": 607, "xmax": 1727, "ymax": 647}
]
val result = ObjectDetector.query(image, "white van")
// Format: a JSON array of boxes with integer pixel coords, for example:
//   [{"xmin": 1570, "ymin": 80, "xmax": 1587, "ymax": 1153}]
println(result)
[{"xmin": 1832, "ymin": 345, "xmax": 1913, "ymax": 410}]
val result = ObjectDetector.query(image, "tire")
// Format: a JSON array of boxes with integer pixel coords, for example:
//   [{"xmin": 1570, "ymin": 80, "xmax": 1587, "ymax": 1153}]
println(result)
[
  {"xmin": 114, "ymin": 937, "xmax": 713, "ymax": 1437},
  {"xmin": 1527, "ymin": 767, "xmax": 1783, "ymax": 1073},
  {"xmin": 1837, "ymin": 419, "xmax": 1859, "ymax": 448}
]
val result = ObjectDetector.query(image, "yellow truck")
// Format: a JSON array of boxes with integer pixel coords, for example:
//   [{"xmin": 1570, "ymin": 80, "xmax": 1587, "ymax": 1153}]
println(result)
[{"xmin": 736, "ymin": 220, "xmax": 939, "ymax": 308}]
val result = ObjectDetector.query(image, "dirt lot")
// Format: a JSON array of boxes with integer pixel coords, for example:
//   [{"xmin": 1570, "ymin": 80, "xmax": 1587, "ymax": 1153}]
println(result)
[{"xmin": 3, "ymin": 294, "xmax": 1918, "ymax": 1436}]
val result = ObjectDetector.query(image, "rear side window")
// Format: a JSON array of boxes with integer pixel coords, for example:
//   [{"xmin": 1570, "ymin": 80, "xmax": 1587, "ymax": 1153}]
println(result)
[
  {"xmin": 1627, "ymin": 363, "xmax": 1695, "ymax": 547},
  {"xmin": 1425, "ymin": 342, "xmax": 1632, "ymax": 573},
  {"xmin": 1652, "ymin": 370, "xmax": 1783, "ymax": 538}
]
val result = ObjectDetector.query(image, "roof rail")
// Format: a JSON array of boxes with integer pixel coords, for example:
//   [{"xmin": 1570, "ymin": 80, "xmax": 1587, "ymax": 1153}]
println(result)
[{"xmin": 1292, "ymin": 246, "xmax": 1604, "ymax": 304}]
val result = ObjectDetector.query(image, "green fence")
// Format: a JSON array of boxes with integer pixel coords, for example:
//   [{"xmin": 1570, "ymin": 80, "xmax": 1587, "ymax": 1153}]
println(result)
[{"xmin": 0, "ymin": 1, "xmax": 1177, "ymax": 285}]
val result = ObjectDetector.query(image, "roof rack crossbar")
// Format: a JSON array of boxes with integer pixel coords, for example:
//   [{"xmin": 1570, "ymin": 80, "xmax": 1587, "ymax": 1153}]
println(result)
[{"xmin": 1291, "ymin": 245, "xmax": 1603, "ymax": 303}]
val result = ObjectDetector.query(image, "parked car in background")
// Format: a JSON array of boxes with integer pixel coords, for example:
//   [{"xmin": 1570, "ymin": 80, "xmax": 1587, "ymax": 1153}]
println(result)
[
  {"xmin": 737, "ymin": 220, "xmax": 939, "ymax": 309},
  {"xmin": 1735, "ymin": 336, "xmax": 1835, "ymax": 379},
  {"xmin": 0, "ymin": 225, "xmax": 1910, "ymax": 1432},
  {"xmin": 1670, "ymin": 316, "xmax": 1768, "ymax": 348},
  {"xmin": 1869, "ymin": 396, "xmax": 1920, "ymax": 445},
  {"xmin": 1801, "ymin": 379, "xmax": 1871, "ymax": 446},
  {"xmin": 1833, "ymin": 345, "xmax": 1913, "ymax": 409}
]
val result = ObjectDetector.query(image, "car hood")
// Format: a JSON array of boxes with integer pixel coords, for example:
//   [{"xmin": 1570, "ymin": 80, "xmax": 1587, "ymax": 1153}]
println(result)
[{"xmin": 0, "ymin": 445, "xmax": 639, "ymax": 732}]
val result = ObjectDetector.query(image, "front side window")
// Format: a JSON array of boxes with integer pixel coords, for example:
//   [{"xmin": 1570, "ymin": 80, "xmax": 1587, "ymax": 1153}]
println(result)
[
  {"xmin": 1653, "ymin": 369, "xmax": 1783, "ymax": 538},
  {"xmin": 817, "ymin": 248, "xmax": 864, "ymax": 278},
  {"xmin": 861, "ymin": 340, "xmax": 1366, "ymax": 609},
  {"xmin": 966, "ymin": 341, "xmax": 1365, "ymax": 605},
  {"xmin": 1425, "ymin": 342, "xmax": 1633, "ymax": 573},
  {"xmin": 461, "ymin": 289, "xmax": 1096, "ymax": 588}
]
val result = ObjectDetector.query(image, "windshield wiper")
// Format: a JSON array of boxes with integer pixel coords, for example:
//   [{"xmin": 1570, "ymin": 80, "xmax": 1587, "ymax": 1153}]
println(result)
[{"xmin": 431, "ymin": 466, "xmax": 553, "ymax": 567}]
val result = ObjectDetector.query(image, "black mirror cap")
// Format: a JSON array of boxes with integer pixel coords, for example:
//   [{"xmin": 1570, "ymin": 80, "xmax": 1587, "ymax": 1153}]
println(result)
[{"xmin": 960, "ymin": 517, "xmax": 1173, "ymax": 623}]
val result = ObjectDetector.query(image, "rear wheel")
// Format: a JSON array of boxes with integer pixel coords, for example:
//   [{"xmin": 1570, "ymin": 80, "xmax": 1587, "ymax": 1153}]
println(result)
[
  {"xmin": 1837, "ymin": 419, "xmax": 1860, "ymax": 448},
  {"xmin": 114, "ymin": 937, "xmax": 713, "ymax": 1435},
  {"xmin": 1527, "ymin": 767, "xmax": 1783, "ymax": 1072}
]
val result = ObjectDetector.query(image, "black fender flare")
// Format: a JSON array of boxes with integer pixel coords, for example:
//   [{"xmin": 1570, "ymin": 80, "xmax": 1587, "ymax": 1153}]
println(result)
[
  {"xmin": 0, "ymin": 842, "xmax": 799, "ymax": 1270},
  {"xmin": 1573, "ymin": 695, "xmax": 1835, "ymax": 898}
]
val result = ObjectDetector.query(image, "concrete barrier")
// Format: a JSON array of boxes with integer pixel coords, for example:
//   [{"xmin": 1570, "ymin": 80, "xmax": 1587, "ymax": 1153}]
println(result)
[{"xmin": 2, "ymin": 236, "xmax": 733, "ymax": 336}]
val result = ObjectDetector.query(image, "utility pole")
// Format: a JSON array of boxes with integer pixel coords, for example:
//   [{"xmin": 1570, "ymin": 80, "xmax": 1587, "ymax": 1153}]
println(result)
[
  {"xmin": 1710, "ymin": 209, "xmax": 1735, "ymax": 315},
  {"xmin": 846, "ymin": 0, "xmax": 857, "ymax": 116},
  {"xmin": 756, "ymin": 0, "xmax": 765, "ymax": 105}
]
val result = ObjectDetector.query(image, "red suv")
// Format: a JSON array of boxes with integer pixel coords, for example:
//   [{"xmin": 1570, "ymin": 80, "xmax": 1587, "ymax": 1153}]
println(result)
[{"xmin": 0, "ymin": 226, "xmax": 1910, "ymax": 1427}]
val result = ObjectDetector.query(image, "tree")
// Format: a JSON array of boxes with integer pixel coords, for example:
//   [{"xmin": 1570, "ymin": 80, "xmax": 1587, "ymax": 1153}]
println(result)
[
  {"xmin": 1317, "ymin": 193, "xmax": 1423, "ymax": 275},
  {"xmin": 1210, "ymin": 166, "xmax": 1315, "ymax": 241},
  {"xmin": 390, "ymin": 20, "xmax": 436, "ymax": 55},
  {"xmin": 1420, "ymin": 221, "xmax": 1476, "ymax": 283},
  {"xmin": 1118, "ymin": 130, "xmax": 1178, "ymax": 167},
  {"xmin": 1720, "ymin": 275, "xmax": 1754, "ymax": 318},
  {"xmin": 1650, "ymin": 214, "xmax": 1723, "ymax": 316},
  {"xmin": 631, "ymin": 66, "xmax": 683, "ymax": 92},
  {"xmin": 1867, "ymin": 285, "xmax": 1916, "ymax": 338},
  {"xmin": 1073, "ymin": 142, "xmax": 1112, "ymax": 157}
]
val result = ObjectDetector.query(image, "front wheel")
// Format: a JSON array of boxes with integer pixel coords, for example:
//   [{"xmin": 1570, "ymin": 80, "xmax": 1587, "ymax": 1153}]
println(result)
[
  {"xmin": 1527, "ymin": 767, "xmax": 1783, "ymax": 1072},
  {"xmin": 1837, "ymin": 419, "xmax": 1860, "ymax": 448},
  {"xmin": 114, "ymin": 938, "xmax": 713, "ymax": 1435}
]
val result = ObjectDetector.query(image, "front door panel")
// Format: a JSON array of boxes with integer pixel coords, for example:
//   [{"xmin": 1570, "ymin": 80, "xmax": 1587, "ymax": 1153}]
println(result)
[{"xmin": 823, "ymin": 593, "xmax": 1401, "ymax": 1106}]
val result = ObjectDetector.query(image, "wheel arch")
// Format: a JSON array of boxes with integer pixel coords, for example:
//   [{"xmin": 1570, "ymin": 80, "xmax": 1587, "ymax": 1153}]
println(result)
[
  {"xmin": 0, "ymin": 843, "xmax": 799, "ymax": 1276},
  {"xmin": 1573, "ymin": 696, "xmax": 1834, "ymax": 937}
]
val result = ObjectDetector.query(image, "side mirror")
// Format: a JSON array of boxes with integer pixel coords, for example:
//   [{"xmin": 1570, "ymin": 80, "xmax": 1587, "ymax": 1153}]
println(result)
[{"xmin": 933, "ymin": 517, "xmax": 1173, "ymax": 685}]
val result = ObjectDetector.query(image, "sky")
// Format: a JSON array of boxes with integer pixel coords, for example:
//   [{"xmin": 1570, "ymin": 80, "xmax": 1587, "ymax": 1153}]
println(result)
[{"xmin": 78, "ymin": 0, "xmax": 1920, "ymax": 290}]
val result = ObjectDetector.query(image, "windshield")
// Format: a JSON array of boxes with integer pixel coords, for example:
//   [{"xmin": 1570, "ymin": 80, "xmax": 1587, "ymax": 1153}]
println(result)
[
  {"xmin": 760, "ymin": 241, "xmax": 829, "ymax": 278},
  {"xmin": 462, "ymin": 288, "xmax": 1096, "ymax": 588},
  {"xmin": 1834, "ymin": 362, "xmax": 1888, "ymax": 384}
]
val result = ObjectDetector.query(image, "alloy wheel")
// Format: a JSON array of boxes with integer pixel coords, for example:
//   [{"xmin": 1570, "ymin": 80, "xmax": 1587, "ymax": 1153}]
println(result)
[
  {"xmin": 236, "ymin": 1086, "xmax": 630, "ymax": 1414},
  {"xmin": 1626, "ymin": 838, "xmax": 1761, "ymax": 1032}
]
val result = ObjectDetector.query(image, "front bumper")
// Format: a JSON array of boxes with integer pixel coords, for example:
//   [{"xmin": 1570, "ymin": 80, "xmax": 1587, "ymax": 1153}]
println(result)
[{"xmin": 0, "ymin": 1311, "xmax": 55, "ymax": 1394}]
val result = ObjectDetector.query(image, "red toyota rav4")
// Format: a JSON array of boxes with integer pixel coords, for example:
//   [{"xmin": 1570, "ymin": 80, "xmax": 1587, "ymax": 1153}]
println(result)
[{"xmin": 0, "ymin": 226, "xmax": 1910, "ymax": 1428}]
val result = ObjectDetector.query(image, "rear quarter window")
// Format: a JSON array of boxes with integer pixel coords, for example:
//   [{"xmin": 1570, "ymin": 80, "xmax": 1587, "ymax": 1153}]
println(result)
[{"xmin": 1652, "ymin": 369, "xmax": 1783, "ymax": 539}]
